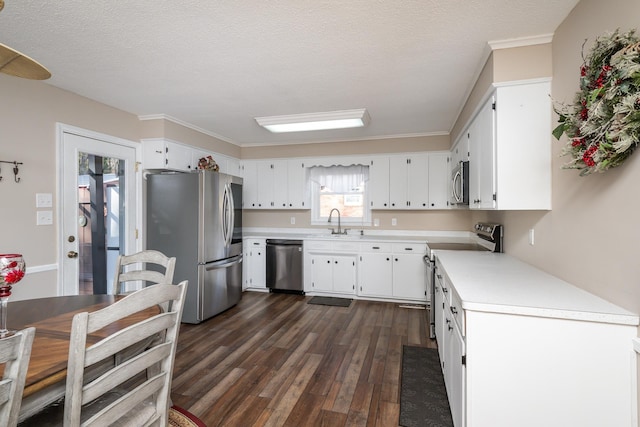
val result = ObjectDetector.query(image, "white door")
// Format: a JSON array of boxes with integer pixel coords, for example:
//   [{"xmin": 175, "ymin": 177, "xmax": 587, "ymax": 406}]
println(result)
[{"xmin": 59, "ymin": 126, "xmax": 138, "ymax": 296}]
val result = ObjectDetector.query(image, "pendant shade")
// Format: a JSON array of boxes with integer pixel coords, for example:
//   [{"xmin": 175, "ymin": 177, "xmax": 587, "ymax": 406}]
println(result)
[{"xmin": 0, "ymin": 42, "xmax": 51, "ymax": 80}]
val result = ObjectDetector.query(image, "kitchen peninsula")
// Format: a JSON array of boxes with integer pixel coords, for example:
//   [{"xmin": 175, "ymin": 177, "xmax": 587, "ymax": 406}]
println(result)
[{"xmin": 434, "ymin": 250, "xmax": 638, "ymax": 427}]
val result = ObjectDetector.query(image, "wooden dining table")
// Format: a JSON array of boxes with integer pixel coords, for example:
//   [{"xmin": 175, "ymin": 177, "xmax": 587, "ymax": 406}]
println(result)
[{"xmin": 8, "ymin": 294, "xmax": 160, "ymax": 422}]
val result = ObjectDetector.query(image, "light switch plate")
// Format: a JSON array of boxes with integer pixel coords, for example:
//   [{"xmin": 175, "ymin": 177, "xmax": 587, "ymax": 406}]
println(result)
[
  {"xmin": 36, "ymin": 193, "xmax": 53, "ymax": 208},
  {"xmin": 37, "ymin": 210, "xmax": 53, "ymax": 225}
]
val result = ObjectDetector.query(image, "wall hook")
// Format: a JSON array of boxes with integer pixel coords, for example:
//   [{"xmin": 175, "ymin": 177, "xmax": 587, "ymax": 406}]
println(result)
[
  {"xmin": 13, "ymin": 162, "xmax": 20, "ymax": 183},
  {"xmin": 0, "ymin": 160, "xmax": 23, "ymax": 183}
]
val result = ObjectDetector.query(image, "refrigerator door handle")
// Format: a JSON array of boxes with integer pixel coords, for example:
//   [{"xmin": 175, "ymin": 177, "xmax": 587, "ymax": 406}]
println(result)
[
  {"xmin": 222, "ymin": 183, "xmax": 233, "ymax": 247},
  {"xmin": 227, "ymin": 183, "xmax": 235, "ymax": 246},
  {"xmin": 204, "ymin": 255, "xmax": 243, "ymax": 271}
]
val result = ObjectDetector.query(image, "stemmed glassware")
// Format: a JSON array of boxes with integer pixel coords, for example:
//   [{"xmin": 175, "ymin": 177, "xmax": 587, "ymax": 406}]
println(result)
[{"xmin": 0, "ymin": 254, "xmax": 25, "ymax": 338}]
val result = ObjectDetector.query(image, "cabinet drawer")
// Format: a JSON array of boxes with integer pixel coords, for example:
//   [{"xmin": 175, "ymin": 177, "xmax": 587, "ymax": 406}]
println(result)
[
  {"xmin": 392, "ymin": 243, "xmax": 426, "ymax": 254},
  {"xmin": 449, "ymin": 287, "xmax": 465, "ymax": 336},
  {"xmin": 304, "ymin": 240, "xmax": 332, "ymax": 251},
  {"xmin": 360, "ymin": 242, "xmax": 392, "ymax": 252},
  {"xmin": 333, "ymin": 241, "xmax": 360, "ymax": 252}
]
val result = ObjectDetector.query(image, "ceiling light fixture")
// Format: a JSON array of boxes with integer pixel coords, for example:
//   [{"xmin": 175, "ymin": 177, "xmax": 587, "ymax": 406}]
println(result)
[
  {"xmin": 255, "ymin": 108, "xmax": 370, "ymax": 133},
  {"xmin": 0, "ymin": 0, "xmax": 51, "ymax": 80}
]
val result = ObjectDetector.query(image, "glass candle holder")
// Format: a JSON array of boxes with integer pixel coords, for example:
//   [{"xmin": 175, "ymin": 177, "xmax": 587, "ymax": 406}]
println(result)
[{"xmin": 0, "ymin": 254, "xmax": 25, "ymax": 338}]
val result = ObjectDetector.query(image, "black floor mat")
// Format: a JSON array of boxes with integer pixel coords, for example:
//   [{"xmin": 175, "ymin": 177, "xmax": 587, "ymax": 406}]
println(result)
[
  {"xmin": 306, "ymin": 296, "xmax": 352, "ymax": 307},
  {"xmin": 399, "ymin": 345, "xmax": 454, "ymax": 427}
]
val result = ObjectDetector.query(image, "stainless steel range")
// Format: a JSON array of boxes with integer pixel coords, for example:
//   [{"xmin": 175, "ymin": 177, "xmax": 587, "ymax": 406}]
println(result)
[{"xmin": 424, "ymin": 222, "xmax": 503, "ymax": 338}]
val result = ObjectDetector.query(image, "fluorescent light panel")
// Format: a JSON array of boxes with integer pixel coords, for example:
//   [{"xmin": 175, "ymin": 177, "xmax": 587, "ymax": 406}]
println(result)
[{"xmin": 255, "ymin": 108, "xmax": 370, "ymax": 133}]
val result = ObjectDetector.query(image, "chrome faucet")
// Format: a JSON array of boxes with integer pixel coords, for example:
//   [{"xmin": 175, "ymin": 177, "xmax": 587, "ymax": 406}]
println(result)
[{"xmin": 328, "ymin": 208, "xmax": 346, "ymax": 235}]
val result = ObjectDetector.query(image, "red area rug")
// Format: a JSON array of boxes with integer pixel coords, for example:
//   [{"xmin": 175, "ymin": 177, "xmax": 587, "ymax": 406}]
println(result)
[{"xmin": 169, "ymin": 405, "xmax": 207, "ymax": 427}]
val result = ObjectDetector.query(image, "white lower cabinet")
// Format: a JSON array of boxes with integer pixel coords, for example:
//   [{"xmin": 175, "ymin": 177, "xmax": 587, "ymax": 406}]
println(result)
[
  {"xmin": 304, "ymin": 240, "xmax": 357, "ymax": 295},
  {"xmin": 243, "ymin": 238, "xmax": 266, "ymax": 290},
  {"xmin": 358, "ymin": 243, "xmax": 393, "ymax": 298},
  {"xmin": 434, "ymin": 256, "xmax": 638, "ymax": 427},
  {"xmin": 391, "ymin": 243, "xmax": 427, "ymax": 301},
  {"xmin": 359, "ymin": 242, "xmax": 426, "ymax": 301}
]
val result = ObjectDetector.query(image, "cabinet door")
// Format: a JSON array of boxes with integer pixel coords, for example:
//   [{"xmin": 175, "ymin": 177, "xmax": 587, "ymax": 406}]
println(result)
[
  {"xmin": 448, "ymin": 321, "xmax": 466, "ymax": 427},
  {"xmin": 272, "ymin": 160, "xmax": 289, "ymax": 208},
  {"xmin": 388, "ymin": 155, "xmax": 408, "ymax": 208},
  {"xmin": 359, "ymin": 253, "xmax": 393, "ymax": 297},
  {"xmin": 241, "ymin": 160, "xmax": 259, "ymax": 208},
  {"xmin": 469, "ymin": 96, "xmax": 496, "ymax": 209},
  {"xmin": 406, "ymin": 154, "xmax": 429, "ymax": 209},
  {"xmin": 428, "ymin": 153, "xmax": 449, "ymax": 209},
  {"xmin": 310, "ymin": 255, "xmax": 334, "ymax": 292},
  {"xmin": 165, "ymin": 141, "xmax": 192, "ymax": 172},
  {"xmin": 434, "ymin": 269, "xmax": 446, "ymax": 366},
  {"xmin": 256, "ymin": 161, "xmax": 275, "ymax": 208},
  {"xmin": 287, "ymin": 160, "xmax": 309, "ymax": 209},
  {"xmin": 332, "ymin": 255, "xmax": 356, "ymax": 294},
  {"xmin": 392, "ymin": 253, "xmax": 426, "ymax": 300},
  {"xmin": 244, "ymin": 239, "xmax": 266, "ymax": 289},
  {"xmin": 369, "ymin": 157, "xmax": 390, "ymax": 209}
]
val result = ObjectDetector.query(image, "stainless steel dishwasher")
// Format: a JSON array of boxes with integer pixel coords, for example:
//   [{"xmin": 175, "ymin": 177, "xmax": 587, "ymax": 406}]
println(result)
[{"xmin": 266, "ymin": 239, "xmax": 304, "ymax": 294}]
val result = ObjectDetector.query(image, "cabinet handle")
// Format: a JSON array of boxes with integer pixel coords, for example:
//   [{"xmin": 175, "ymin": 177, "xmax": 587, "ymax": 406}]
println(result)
[
  {"xmin": 372, "ymin": 246, "xmax": 380, "ymax": 250},
  {"xmin": 386, "ymin": 257, "xmax": 390, "ymax": 261},
  {"xmin": 394, "ymin": 258, "xmax": 398, "ymax": 262}
]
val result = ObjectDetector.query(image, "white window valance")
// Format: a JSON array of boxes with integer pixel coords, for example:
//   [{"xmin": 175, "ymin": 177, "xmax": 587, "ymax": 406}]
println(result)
[{"xmin": 309, "ymin": 165, "xmax": 369, "ymax": 193}]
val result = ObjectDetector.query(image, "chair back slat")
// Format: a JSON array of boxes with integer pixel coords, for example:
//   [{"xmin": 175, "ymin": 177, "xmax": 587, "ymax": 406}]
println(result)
[
  {"xmin": 112, "ymin": 250, "xmax": 176, "ymax": 295},
  {"xmin": 63, "ymin": 281, "xmax": 187, "ymax": 427},
  {"xmin": 0, "ymin": 327, "xmax": 35, "ymax": 427}
]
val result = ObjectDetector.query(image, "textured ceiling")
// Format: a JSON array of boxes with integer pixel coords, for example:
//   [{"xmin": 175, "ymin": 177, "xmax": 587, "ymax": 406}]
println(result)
[{"xmin": 0, "ymin": 1, "xmax": 579, "ymax": 146}]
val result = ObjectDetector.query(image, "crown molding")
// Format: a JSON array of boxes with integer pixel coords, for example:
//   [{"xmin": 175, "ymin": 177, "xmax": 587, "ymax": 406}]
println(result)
[
  {"xmin": 488, "ymin": 33, "xmax": 554, "ymax": 50},
  {"xmin": 138, "ymin": 114, "xmax": 238, "ymax": 146}
]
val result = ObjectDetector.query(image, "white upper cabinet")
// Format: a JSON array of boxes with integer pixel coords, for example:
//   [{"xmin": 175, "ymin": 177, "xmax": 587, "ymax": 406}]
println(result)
[
  {"xmin": 389, "ymin": 154, "xmax": 429, "ymax": 209},
  {"xmin": 142, "ymin": 138, "xmax": 241, "ymax": 176},
  {"xmin": 374, "ymin": 152, "xmax": 447, "ymax": 210},
  {"xmin": 142, "ymin": 139, "xmax": 193, "ymax": 172},
  {"xmin": 241, "ymin": 159, "xmax": 308, "ymax": 209},
  {"xmin": 368, "ymin": 157, "xmax": 390, "ymax": 209},
  {"xmin": 287, "ymin": 160, "xmax": 309, "ymax": 209},
  {"xmin": 467, "ymin": 80, "xmax": 552, "ymax": 210},
  {"xmin": 428, "ymin": 152, "xmax": 449, "ymax": 209}
]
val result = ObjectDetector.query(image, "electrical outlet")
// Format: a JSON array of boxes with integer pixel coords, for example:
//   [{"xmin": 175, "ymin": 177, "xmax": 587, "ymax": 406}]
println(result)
[
  {"xmin": 529, "ymin": 229, "xmax": 535, "ymax": 245},
  {"xmin": 374, "ymin": 218, "xmax": 380, "ymax": 227},
  {"xmin": 36, "ymin": 193, "xmax": 53, "ymax": 208},
  {"xmin": 290, "ymin": 216, "xmax": 295, "ymax": 225},
  {"xmin": 37, "ymin": 210, "xmax": 53, "ymax": 225},
  {"xmin": 392, "ymin": 218, "xmax": 397, "ymax": 226}
]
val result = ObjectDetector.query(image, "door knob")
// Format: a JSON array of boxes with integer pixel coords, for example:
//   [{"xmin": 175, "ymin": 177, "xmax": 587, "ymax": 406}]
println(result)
[{"xmin": 67, "ymin": 251, "xmax": 78, "ymax": 259}]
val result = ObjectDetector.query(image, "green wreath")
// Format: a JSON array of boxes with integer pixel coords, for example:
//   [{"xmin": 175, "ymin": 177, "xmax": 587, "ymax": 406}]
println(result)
[{"xmin": 553, "ymin": 29, "xmax": 640, "ymax": 176}]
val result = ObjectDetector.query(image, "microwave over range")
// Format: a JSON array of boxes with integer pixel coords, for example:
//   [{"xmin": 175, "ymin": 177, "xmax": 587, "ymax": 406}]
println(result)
[{"xmin": 449, "ymin": 160, "xmax": 469, "ymax": 206}]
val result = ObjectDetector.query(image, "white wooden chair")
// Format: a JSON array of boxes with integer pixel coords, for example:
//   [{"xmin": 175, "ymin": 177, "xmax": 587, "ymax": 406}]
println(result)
[
  {"xmin": 0, "ymin": 327, "xmax": 36, "ymax": 427},
  {"xmin": 112, "ymin": 250, "xmax": 176, "ymax": 295},
  {"xmin": 64, "ymin": 281, "xmax": 187, "ymax": 426}
]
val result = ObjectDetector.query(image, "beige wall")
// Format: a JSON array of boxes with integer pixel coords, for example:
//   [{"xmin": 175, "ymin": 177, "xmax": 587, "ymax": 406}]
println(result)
[
  {"xmin": 5, "ymin": 0, "xmax": 640, "ymax": 322},
  {"xmin": 243, "ymin": 209, "xmax": 472, "ymax": 232},
  {"xmin": 451, "ymin": 43, "xmax": 552, "ymax": 144},
  {"xmin": 0, "ymin": 75, "xmax": 141, "ymax": 300},
  {"xmin": 240, "ymin": 134, "xmax": 461, "ymax": 231},
  {"xmin": 241, "ymin": 134, "xmax": 450, "ymax": 159},
  {"xmin": 481, "ymin": 0, "xmax": 640, "ymax": 317}
]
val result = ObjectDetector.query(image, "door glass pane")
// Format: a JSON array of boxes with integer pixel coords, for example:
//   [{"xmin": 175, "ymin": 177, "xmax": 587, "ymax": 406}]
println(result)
[{"xmin": 77, "ymin": 153, "xmax": 125, "ymax": 295}]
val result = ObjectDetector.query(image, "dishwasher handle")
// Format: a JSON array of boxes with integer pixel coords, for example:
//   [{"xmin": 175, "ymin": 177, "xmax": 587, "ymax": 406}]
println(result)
[{"xmin": 266, "ymin": 239, "xmax": 303, "ymax": 246}]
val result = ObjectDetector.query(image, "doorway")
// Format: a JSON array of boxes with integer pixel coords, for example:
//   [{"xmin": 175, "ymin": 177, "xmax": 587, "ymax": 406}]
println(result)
[{"xmin": 59, "ymin": 125, "xmax": 139, "ymax": 296}]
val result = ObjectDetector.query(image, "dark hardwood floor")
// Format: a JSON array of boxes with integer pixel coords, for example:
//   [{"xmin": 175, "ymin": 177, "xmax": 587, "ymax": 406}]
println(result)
[{"xmin": 171, "ymin": 291, "xmax": 435, "ymax": 426}]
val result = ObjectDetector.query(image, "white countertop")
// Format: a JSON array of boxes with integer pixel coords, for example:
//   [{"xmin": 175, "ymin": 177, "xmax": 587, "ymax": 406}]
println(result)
[
  {"xmin": 242, "ymin": 228, "xmax": 466, "ymax": 243},
  {"xmin": 435, "ymin": 250, "xmax": 639, "ymax": 326}
]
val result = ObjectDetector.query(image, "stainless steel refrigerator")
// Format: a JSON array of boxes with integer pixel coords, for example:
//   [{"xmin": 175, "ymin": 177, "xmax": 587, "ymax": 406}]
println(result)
[{"xmin": 146, "ymin": 170, "xmax": 243, "ymax": 323}]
